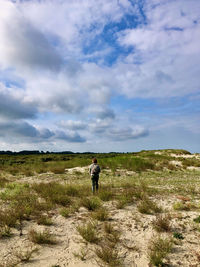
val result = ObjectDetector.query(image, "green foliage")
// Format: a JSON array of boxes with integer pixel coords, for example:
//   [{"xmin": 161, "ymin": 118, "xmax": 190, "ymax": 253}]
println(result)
[
  {"xmin": 36, "ymin": 215, "xmax": 53, "ymax": 226},
  {"xmin": 148, "ymin": 236, "xmax": 173, "ymax": 266},
  {"xmin": 91, "ymin": 207, "xmax": 109, "ymax": 221},
  {"xmin": 29, "ymin": 229, "xmax": 57, "ymax": 244},
  {"xmin": 59, "ymin": 208, "xmax": 71, "ymax": 218},
  {"xmin": 98, "ymin": 190, "xmax": 113, "ymax": 201},
  {"xmin": 80, "ymin": 197, "xmax": 101, "ymax": 211},
  {"xmin": 173, "ymin": 232, "xmax": 184, "ymax": 239},
  {"xmin": 0, "ymin": 225, "xmax": 12, "ymax": 238},
  {"xmin": 32, "ymin": 182, "xmax": 72, "ymax": 206},
  {"xmin": 137, "ymin": 197, "xmax": 162, "ymax": 214},
  {"xmin": 173, "ymin": 201, "xmax": 197, "ymax": 211},
  {"xmin": 76, "ymin": 221, "xmax": 99, "ymax": 243},
  {"xmin": 95, "ymin": 244, "xmax": 122, "ymax": 267},
  {"xmin": 193, "ymin": 216, "xmax": 200, "ymax": 223}
]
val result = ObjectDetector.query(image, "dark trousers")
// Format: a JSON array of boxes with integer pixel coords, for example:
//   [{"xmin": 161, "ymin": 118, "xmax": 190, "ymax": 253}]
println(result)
[{"xmin": 91, "ymin": 176, "xmax": 99, "ymax": 193}]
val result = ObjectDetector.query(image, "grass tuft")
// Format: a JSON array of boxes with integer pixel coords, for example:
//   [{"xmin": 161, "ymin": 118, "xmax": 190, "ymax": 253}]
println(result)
[
  {"xmin": 148, "ymin": 236, "xmax": 173, "ymax": 266},
  {"xmin": 76, "ymin": 221, "xmax": 99, "ymax": 243},
  {"xmin": 29, "ymin": 229, "xmax": 57, "ymax": 244},
  {"xmin": 80, "ymin": 197, "xmax": 101, "ymax": 211},
  {"xmin": 152, "ymin": 214, "xmax": 172, "ymax": 232}
]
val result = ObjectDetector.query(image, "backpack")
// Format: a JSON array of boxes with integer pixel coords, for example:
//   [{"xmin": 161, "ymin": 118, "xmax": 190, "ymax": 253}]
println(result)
[{"xmin": 91, "ymin": 164, "xmax": 100, "ymax": 176}]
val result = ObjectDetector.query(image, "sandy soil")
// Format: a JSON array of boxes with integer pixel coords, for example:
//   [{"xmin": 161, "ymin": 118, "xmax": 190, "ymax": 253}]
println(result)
[{"xmin": 0, "ymin": 165, "xmax": 200, "ymax": 267}]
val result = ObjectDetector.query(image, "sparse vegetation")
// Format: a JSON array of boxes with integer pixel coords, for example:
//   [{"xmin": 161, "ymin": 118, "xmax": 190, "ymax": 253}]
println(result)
[
  {"xmin": 137, "ymin": 197, "xmax": 162, "ymax": 214},
  {"xmin": 29, "ymin": 229, "xmax": 57, "ymax": 244},
  {"xmin": 80, "ymin": 197, "xmax": 101, "ymax": 211},
  {"xmin": 76, "ymin": 221, "xmax": 99, "ymax": 243},
  {"xmin": 152, "ymin": 214, "xmax": 172, "ymax": 232},
  {"xmin": 148, "ymin": 236, "xmax": 173, "ymax": 266},
  {"xmin": 91, "ymin": 207, "xmax": 109, "ymax": 221},
  {"xmin": 0, "ymin": 150, "xmax": 200, "ymax": 266}
]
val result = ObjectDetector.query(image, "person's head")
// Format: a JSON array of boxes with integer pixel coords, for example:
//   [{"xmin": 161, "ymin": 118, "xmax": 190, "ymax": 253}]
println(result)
[{"xmin": 92, "ymin": 158, "xmax": 97, "ymax": 163}]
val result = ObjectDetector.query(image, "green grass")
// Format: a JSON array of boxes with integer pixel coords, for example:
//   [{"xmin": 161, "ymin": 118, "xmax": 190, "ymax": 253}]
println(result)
[
  {"xmin": 29, "ymin": 229, "xmax": 57, "ymax": 244},
  {"xmin": 80, "ymin": 197, "xmax": 102, "ymax": 211},
  {"xmin": 76, "ymin": 221, "xmax": 99, "ymax": 243},
  {"xmin": 148, "ymin": 236, "xmax": 173, "ymax": 266}
]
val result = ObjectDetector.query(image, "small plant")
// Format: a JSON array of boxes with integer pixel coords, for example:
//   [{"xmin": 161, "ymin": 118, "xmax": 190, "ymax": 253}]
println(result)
[
  {"xmin": 36, "ymin": 215, "xmax": 53, "ymax": 226},
  {"xmin": 173, "ymin": 201, "xmax": 197, "ymax": 211},
  {"xmin": 80, "ymin": 197, "xmax": 101, "ymax": 211},
  {"xmin": 29, "ymin": 229, "xmax": 57, "ymax": 244},
  {"xmin": 95, "ymin": 244, "xmax": 122, "ymax": 267},
  {"xmin": 152, "ymin": 214, "xmax": 172, "ymax": 232},
  {"xmin": 65, "ymin": 185, "xmax": 80, "ymax": 197},
  {"xmin": 92, "ymin": 207, "xmax": 109, "ymax": 221},
  {"xmin": 98, "ymin": 191, "xmax": 113, "ymax": 201},
  {"xmin": 193, "ymin": 216, "xmax": 200, "ymax": 223},
  {"xmin": 116, "ymin": 196, "xmax": 130, "ymax": 209},
  {"xmin": 14, "ymin": 246, "xmax": 39, "ymax": 262},
  {"xmin": 103, "ymin": 223, "xmax": 121, "ymax": 247},
  {"xmin": 0, "ymin": 225, "xmax": 12, "ymax": 238},
  {"xmin": 60, "ymin": 208, "xmax": 70, "ymax": 218},
  {"xmin": 76, "ymin": 221, "xmax": 99, "ymax": 243},
  {"xmin": 73, "ymin": 247, "xmax": 88, "ymax": 261},
  {"xmin": 138, "ymin": 197, "xmax": 162, "ymax": 214},
  {"xmin": 50, "ymin": 166, "xmax": 65, "ymax": 174},
  {"xmin": 104, "ymin": 223, "xmax": 115, "ymax": 235},
  {"xmin": 148, "ymin": 236, "xmax": 173, "ymax": 266},
  {"xmin": 173, "ymin": 232, "xmax": 184, "ymax": 240}
]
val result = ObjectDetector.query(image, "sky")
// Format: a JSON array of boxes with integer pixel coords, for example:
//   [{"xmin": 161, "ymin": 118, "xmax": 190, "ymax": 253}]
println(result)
[{"xmin": 0, "ymin": 0, "xmax": 199, "ymax": 153}]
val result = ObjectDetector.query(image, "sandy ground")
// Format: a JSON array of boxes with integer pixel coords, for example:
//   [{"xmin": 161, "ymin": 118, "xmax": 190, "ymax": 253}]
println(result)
[{"xmin": 1, "ymin": 161, "xmax": 200, "ymax": 266}]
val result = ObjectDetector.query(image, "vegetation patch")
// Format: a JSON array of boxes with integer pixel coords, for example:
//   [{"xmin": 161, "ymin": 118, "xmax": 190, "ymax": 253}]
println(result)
[
  {"xmin": 148, "ymin": 236, "xmax": 173, "ymax": 266},
  {"xmin": 29, "ymin": 229, "xmax": 57, "ymax": 245}
]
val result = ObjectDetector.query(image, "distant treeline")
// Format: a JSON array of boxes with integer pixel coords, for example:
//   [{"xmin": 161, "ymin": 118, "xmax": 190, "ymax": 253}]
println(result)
[
  {"xmin": 0, "ymin": 150, "xmax": 115, "ymax": 155},
  {"xmin": 0, "ymin": 150, "xmax": 75, "ymax": 155}
]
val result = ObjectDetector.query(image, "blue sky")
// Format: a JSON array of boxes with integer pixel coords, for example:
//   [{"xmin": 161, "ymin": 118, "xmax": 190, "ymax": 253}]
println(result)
[{"xmin": 0, "ymin": 0, "xmax": 199, "ymax": 152}]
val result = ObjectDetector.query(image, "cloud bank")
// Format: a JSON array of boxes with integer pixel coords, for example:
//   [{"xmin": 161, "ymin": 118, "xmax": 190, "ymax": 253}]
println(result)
[{"xmin": 0, "ymin": 0, "xmax": 199, "ymax": 152}]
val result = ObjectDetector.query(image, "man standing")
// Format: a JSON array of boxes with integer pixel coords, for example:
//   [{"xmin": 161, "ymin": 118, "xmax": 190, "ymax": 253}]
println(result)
[{"xmin": 89, "ymin": 158, "xmax": 101, "ymax": 193}]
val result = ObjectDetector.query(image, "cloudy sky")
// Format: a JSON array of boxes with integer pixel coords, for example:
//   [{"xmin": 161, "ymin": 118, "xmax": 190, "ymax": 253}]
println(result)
[{"xmin": 0, "ymin": 0, "xmax": 199, "ymax": 153}]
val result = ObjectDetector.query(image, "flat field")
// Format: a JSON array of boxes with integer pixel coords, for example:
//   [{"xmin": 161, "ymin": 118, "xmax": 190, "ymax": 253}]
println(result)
[{"xmin": 0, "ymin": 149, "xmax": 200, "ymax": 267}]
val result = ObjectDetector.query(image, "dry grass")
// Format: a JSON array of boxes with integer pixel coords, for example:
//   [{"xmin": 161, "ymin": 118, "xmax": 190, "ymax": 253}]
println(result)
[
  {"xmin": 137, "ymin": 197, "xmax": 162, "ymax": 214},
  {"xmin": 76, "ymin": 221, "xmax": 99, "ymax": 243},
  {"xmin": 29, "ymin": 229, "xmax": 57, "ymax": 245},
  {"xmin": 152, "ymin": 214, "xmax": 172, "ymax": 232},
  {"xmin": 80, "ymin": 197, "xmax": 102, "ymax": 211},
  {"xmin": 91, "ymin": 207, "xmax": 109, "ymax": 221},
  {"xmin": 148, "ymin": 236, "xmax": 173, "ymax": 266}
]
